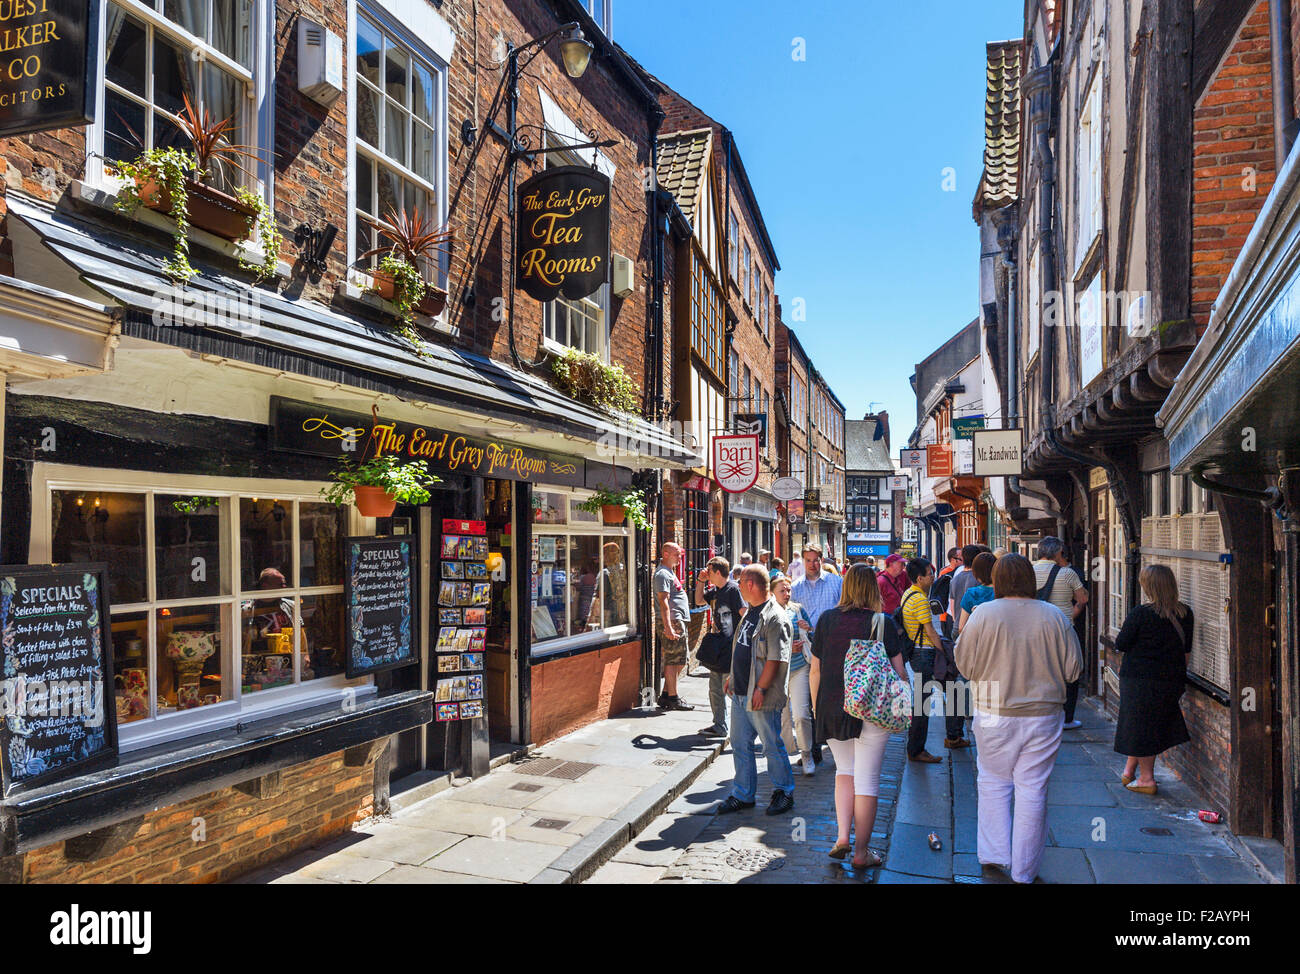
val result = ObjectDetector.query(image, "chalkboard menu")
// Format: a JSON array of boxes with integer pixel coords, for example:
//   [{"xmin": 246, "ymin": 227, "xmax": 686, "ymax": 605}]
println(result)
[
  {"xmin": 344, "ymin": 537, "xmax": 417, "ymax": 678},
  {"xmin": 0, "ymin": 563, "xmax": 118, "ymax": 793}
]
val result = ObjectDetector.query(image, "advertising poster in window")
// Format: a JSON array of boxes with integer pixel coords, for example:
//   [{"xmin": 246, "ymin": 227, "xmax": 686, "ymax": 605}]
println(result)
[
  {"xmin": 0, "ymin": 0, "xmax": 97, "ymax": 138},
  {"xmin": 0, "ymin": 563, "xmax": 117, "ymax": 793},
  {"xmin": 344, "ymin": 537, "xmax": 417, "ymax": 678}
]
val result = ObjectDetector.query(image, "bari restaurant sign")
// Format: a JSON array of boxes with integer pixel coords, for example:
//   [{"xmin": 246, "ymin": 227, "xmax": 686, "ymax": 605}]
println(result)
[
  {"xmin": 516, "ymin": 165, "xmax": 611, "ymax": 301},
  {"xmin": 713, "ymin": 433, "xmax": 759, "ymax": 493},
  {"xmin": 0, "ymin": 0, "xmax": 97, "ymax": 137}
]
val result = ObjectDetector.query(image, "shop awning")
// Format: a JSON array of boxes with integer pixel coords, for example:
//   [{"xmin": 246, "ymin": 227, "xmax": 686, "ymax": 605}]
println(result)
[
  {"xmin": 1160, "ymin": 141, "xmax": 1300, "ymax": 475},
  {"xmin": 6, "ymin": 193, "xmax": 700, "ymax": 470}
]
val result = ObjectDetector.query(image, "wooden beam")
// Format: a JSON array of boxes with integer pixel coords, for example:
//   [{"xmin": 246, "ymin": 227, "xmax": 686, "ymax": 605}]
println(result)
[{"xmin": 1193, "ymin": 0, "xmax": 1259, "ymax": 100}]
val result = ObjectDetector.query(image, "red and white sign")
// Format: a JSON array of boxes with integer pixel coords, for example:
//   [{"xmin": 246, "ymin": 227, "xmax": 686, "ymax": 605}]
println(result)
[
  {"xmin": 926, "ymin": 444, "xmax": 953, "ymax": 478},
  {"xmin": 887, "ymin": 475, "xmax": 909, "ymax": 492},
  {"xmin": 900, "ymin": 449, "xmax": 925, "ymax": 470},
  {"xmin": 713, "ymin": 433, "xmax": 760, "ymax": 493}
]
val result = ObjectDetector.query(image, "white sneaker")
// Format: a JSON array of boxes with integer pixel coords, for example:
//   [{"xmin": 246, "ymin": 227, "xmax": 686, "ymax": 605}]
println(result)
[
  {"xmin": 801, "ymin": 755, "xmax": 815, "ymax": 776},
  {"xmin": 1062, "ymin": 720, "xmax": 1083, "ymax": 730}
]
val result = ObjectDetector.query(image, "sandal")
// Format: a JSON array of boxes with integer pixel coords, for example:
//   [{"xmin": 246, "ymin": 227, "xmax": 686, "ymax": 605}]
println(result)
[
  {"xmin": 828, "ymin": 841, "xmax": 851, "ymax": 860},
  {"xmin": 1120, "ymin": 773, "xmax": 1134, "ymax": 786},
  {"xmin": 850, "ymin": 851, "xmax": 883, "ymax": 869}
]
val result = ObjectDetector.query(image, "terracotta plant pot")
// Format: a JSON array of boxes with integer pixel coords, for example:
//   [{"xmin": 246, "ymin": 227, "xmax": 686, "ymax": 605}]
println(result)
[
  {"xmin": 370, "ymin": 268, "xmax": 398, "ymax": 300},
  {"xmin": 416, "ymin": 285, "xmax": 449, "ymax": 317},
  {"xmin": 601, "ymin": 504, "xmax": 628, "ymax": 525},
  {"xmin": 134, "ymin": 172, "xmax": 257, "ymax": 241},
  {"xmin": 353, "ymin": 485, "xmax": 398, "ymax": 518}
]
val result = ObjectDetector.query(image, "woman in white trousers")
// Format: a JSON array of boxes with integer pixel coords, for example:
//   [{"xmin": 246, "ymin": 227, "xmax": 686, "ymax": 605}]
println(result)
[{"xmin": 954, "ymin": 553, "xmax": 1083, "ymax": 884}]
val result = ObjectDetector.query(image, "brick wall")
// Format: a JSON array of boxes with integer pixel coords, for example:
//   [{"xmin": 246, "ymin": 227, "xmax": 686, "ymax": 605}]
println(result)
[
  {"xmin": 1167, "ymin": 689, "xmax": 1232, "ymax": 817},
  {"xmin": 1192, "ymin": 1, "xmax": 1277, "ymax": 327},
  {"xmin": 529, "ymin": 639, "xmax": 642, "ymax": 743},
  {"xmin": 15, "ymin": 749, "xmax": 377, "ymax": 884}
]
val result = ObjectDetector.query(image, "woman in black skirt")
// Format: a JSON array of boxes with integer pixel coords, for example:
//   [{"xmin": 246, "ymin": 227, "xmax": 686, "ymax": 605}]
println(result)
[{"xmin": 1113, "ymin": 565, "xmax": 1193, "ymax": 795}]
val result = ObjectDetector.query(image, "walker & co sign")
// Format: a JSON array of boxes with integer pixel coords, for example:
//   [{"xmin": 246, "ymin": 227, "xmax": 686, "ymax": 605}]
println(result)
[
  {"xmin": 712, "ymin": 433, "xmax": 759, "ymax": 493},
  {"xmin": 516, "ymin": 165, "xmax": 611, "ymax": 301},
  {"xmin": 0, "ymin": 0, "xmax": 97, "ymax": 138}
]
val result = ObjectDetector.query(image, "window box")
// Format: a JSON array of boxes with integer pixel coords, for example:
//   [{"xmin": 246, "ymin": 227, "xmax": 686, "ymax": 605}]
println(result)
[{"xmin": 135, "ymin": 175, "xmax": 259, "ymax": 242}]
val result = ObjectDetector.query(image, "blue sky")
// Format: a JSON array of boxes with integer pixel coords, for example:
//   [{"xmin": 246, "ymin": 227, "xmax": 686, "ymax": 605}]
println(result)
[{"xmin": 617, "ymin": 0, "xmax": 1024, "ymax": 440}]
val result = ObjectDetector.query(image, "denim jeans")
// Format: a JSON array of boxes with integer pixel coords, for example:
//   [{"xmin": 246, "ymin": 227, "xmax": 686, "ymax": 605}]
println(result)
[{"xmin": 729, "ymin": 694, "xmax": 795, "ymax": 802}]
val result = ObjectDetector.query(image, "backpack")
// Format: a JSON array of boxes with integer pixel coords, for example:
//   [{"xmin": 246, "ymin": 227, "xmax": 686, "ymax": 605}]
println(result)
[
  {"xmin": 892, "ymin": 589, "xmax": 923, "ymax": 665},
  {"xmin": 843, "ymin": 613, "xmax": 913, "ymax": 732},
  {"xmin": 1037, "ymin": 564, "xmax": 1063, "ymax": 603},
  {"xmin": 931, "ymin": 570, "xmax": 953, "ymax": 615}
]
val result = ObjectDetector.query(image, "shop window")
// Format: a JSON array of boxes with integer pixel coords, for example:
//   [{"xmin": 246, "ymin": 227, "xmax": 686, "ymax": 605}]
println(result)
[
  {"xmin": 683, "ymin": 488, "xmax": 710, "ymax": 606},
  {"xmin": 44, "ymin": 479, "xmax": 357, "ymax": 747},
  {"xmin": 352, "ymin": 8, "xmax": 446, "ymax": 281},
  {"xmin": 98, "ymin": 0, "xmax": 257, "ymax": 194},
  {"xmin": 531, "ymin": 490, "xmax": 635, "ymax": 654}
]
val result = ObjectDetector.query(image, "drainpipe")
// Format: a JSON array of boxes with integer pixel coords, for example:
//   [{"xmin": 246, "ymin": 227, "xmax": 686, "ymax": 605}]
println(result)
[{"xmin": 1272, "ymin": 0, "xmax": 1297, "ymax": 171}]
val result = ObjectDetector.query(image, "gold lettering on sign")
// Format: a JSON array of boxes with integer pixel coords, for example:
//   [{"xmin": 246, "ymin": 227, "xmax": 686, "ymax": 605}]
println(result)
[{"xmin": 0, "ymin": 0, "xmax": 67, "ymax": 108}]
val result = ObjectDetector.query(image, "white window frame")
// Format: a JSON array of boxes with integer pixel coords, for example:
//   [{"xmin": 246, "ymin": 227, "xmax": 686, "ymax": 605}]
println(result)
[
  {"xmin": 347, "ymin": 0, "xmax": 451, "ymax": 293},
  {"xmin": 728, "ymin": 213, "xmax": 739, "ymax": 279},
  {"xmin": 1077, "ymin": 74, "xmax": 1103, "ymax": 260},
  {"xmin": 530, "ymin": 490, "xmax": 636, "ymax": 658},
  {"xmin": 1027, "ymin": 243, "xmax": 1042, "ymax": 359},
  {"xmin": 29, "ymin": 462, "xmax": 375, "ymax": 752},
  {"xmin": 741, "ymin": 239, "xmax": 751, "ymax": 303},
  {"xmin": 87, "ymin": 0, "xmax": 273, "ymax": 198}
]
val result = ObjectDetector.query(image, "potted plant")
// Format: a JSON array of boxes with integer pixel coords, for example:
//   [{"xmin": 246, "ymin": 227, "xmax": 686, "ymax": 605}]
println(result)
[
  {"xmin": 577, "ymin": 486, "xmax": 651, "ymax": 530},
  {"xmin": 322, "ymin": 454, "xmax": 439, "ymax": 517},
  {"xmin": 550, "ymin": 348, "xmax": 641, "ymax": 414},
  {"xmin": 112, "ymin": 92, "xmax": 280, "ymax": 282},
  {"xmin": 358, "ymin": 206, "xmax": 454, "ymax": 348}
]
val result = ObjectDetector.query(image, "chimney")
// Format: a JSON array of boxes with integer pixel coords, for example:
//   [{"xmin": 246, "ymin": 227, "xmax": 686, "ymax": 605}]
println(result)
[{"xmin": 868, "ymin": 411, "xmax": 891, "ymax": 452}]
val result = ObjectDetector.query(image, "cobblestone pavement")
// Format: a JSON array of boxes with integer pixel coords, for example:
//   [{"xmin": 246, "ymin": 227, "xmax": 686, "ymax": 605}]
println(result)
[{"xmin": 589, "ymin": 693, "xmax": 1275, "ymax": 885}]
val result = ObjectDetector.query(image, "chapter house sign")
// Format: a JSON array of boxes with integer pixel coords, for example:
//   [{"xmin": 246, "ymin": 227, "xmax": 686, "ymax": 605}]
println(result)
[
  {"xmin": 0, "ymin": 0, "xmax": 97, "ymax": 137},
  {"xmin": 516, "ymin": 165, "xmax": 611, "ymax": 301}
]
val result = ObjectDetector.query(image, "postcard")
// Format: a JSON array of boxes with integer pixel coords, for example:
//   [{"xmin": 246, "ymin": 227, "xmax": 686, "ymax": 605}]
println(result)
[
  {"xmin": 465, "ymin": 561, "xmax": 487, "ymax": 578},
  {"xmin": 472, "ymin": 537, "xmax": 489, "ymax": 560},
  {"xmin": 467, "ymin": 675, "xmax": 483, "ymax": 698},
  {"xmin": 453, "ymin": 628, "xmax": 471, "ymax": 651},
  {"xmin": 437, "ymin": 654, "xmax": 461, "ymax": 673},
  {"xmin": 451, "ymin": 676, "xmax": 468, "ymax": 701},
  {"xmin": 453, "ymin": 582, "xmax": 471, "ymax": 605},
  {"xmin": 457, "ymin": 537, "xmax": 475, "ymax": 560},
  {"xmin": 436, "ymin": 703, "xmax": 459, "ymax": 722},
  {"xmin": 435, "ymin": 679, "xmax": 454, "ymax": 702},
  {"xmin": 469, "ymin": 627, "xmax": 486, "ymax": 651},
  {"xmin": 436, "ymin": 627, "xmax": 458, "ymax": 651},
  {"xmin": 440, "ymin": 536, "xmax": 461, "ymax": 560},
  {"xmin": 472, "ymin": 582, "xmax": 491, "ymax": 605},
  {"xmin": 463, "ymin": 607, "xmax": 486, "ymax": 626},
  {"xmin": 439, "ymin": 608, "xmax": 461, "ymax": 625},
  {"xmin": 441, "ymin": 561, "xmax": 463, "ymax": 579},
  {"xmin": 438, "ymin": 581, "xmax": 458, "ymax": 606},
  {"xmin": 459, "ymin": 700, "xmax": 483, "ymax": 719},
  {"xmin": 461, "ymin": 652, "xmax": 483, "ymax": 671}
]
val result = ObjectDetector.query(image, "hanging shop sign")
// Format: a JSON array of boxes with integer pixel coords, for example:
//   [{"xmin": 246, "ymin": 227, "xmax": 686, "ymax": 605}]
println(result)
[
  {"xmin": 733, "ymin": 412, "xmax": 767, "ymax": 448},
  {"xmin": 803, "ymin": 489, "xmax": 821, "ymax": 513},
  {"xmin": 972, "ymin": 428, "xmax": 1026, "ymax": 476},
  {"xmin": 712, "ymin": 432, "xmax": 759, "ymax": 493},
  {"xmin": 951, "ymin": 415, "xmax": 986, "ymax": 440},
  {"xmin": 786, "ymin": 498, "xmax": 805, "ymax": 526},
  {"xmin": 900, "ymin": 449, "xmax": 925, "ymax": 469},
  {"xmin": 887, "ymin": 475, "xmax": 909, "ymax": 492},
  {"xmin": 926, "ymin": 444, "xmax": 953, "ymax": 478},
  {"xmin": 0, "ymin": 0, "xmax": 97, "ymax": 138},
  {"xmin": 516, "ymin": 165, "xmax": 611, "ymax": 301},
  {"xmin": 344, "ymin": 536, "xmax": 418, "ymax": 678},
  {"xmin": 771, "ymin": 476, "xmax": 804, "ymax": 502},
  {"xmin": 0, "ymin": 563, "xmax": 117, "ymax": 794},
  {"xmin": 270, "ymin": 397, "xmax": 585, "ymax": 488}
]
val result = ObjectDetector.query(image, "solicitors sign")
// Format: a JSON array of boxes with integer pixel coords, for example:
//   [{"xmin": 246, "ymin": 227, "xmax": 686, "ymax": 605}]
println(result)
[
  {"xmin": 0, "ymin": 0, "xmax": 97, "ymax": 138},
  {"xmin": 516, "ymin": 165, "xmax": 611, "ymax": 301}
]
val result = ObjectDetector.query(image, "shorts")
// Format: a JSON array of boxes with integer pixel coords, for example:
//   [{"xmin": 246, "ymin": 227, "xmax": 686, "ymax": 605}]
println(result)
[{"xmin": 658, "ymin": 625, "xmax": 689, "ymax": 666}]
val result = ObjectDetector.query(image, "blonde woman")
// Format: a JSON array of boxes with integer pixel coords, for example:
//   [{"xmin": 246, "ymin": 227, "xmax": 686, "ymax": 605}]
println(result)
[
  {"xmin": 1113, "ymin": 565, "xmax": 1193, "ymax": 795},
  {"xmin": 809, "ymin": 563, "xmax": 906, "ymax": 869}
]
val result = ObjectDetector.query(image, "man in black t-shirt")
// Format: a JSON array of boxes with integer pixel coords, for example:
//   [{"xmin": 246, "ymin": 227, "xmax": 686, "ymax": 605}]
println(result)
[{"xmin": 695, "ymin": 556, "xmax": 744, "ymax": 738}]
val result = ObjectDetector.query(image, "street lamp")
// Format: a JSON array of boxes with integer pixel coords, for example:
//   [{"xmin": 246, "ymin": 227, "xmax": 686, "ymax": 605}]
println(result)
[{"xmin": 558, "ymin": 26, "xmax": 594, "ymax": 79}]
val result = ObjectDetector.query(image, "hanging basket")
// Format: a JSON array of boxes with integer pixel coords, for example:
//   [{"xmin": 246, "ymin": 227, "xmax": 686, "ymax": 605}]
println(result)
[
  {"xmin": 601, "ymin": 504, "xmax": 628, "ymax": 525},
  {"xmin": 353, "ymin": 485, "xmax": 398, "ymax": 517}
]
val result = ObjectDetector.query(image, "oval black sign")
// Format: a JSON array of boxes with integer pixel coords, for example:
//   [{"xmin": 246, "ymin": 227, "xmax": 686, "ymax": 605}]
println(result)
[{"xmin": 516, "ymin": 165, "xmax": 611, "ymax": 302}]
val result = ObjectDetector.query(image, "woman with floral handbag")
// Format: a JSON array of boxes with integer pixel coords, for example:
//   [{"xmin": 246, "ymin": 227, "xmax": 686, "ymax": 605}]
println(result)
[{"xmin": 809, "ymin": 564, "xmax": 909, "ymax": 870}]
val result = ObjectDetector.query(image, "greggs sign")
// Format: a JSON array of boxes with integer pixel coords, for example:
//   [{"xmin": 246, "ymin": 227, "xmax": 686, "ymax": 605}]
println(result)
[
  {"xmin": 516, "ymin": 165, "xmax": 611, "ymax": 301},
  {"xmin": 0, "ymin": 0, "xmax": 96, "ymax": 137}
]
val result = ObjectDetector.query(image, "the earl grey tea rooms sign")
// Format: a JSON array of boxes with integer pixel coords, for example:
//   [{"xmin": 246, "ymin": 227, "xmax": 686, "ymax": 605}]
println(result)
[
  {"xmin": 0, "ymin": 0, "xmax": 97, "ymax": 137},
  {"xmin": 515, "ymin": 165, "xmax": 611, "ymax": 302}
]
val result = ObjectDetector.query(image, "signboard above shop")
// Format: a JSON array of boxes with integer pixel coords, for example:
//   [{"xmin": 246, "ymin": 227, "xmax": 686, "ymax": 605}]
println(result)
[
  {"xmin": 926, "ymin": 444, "xmax": 953, "ymax": 478},
  {"xmin": 0, "ymin": 0, "xmax": 97, "ymax": 138},
  {"xmin": 771, "ymin": 476, "xmax": 803, "ymax": 502},
  {"xmin": 733, "ymin": 413, "xmax": 767, "ymax": 448},
  {"xmin": 516, "ymin": 166, "xmax": 611, "ymax": 302},
  {"xmin": 900, "ymin": 449, "xmax": 925, "ymax": 470},
  {"xmin": 952, "ymin": 415, "xmax": 986, "ymax": 440},
  {"xmin": 972, "ymin": 428, "xmax": 1025, "ymax": 476},
  {"xmin": 713, "ymin": 433, "xmax": 759, "ymax": 493}
]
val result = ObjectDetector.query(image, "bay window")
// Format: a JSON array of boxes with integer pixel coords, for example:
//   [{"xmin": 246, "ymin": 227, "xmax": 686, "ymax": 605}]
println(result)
[{"xmin": 530, "ymin": 492, "xmax": 635, "ymax": 655}]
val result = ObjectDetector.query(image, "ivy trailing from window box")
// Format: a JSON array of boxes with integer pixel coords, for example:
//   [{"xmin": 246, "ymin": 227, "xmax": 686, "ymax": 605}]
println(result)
[
  {"xmin": 550, "ymin": 348, "xmax": 641, "ymax": 414},
  {"xmin": 113, "ymin": 147, "xmax": 199, "ymax": 282},
  {"xmin": 235, "ymin": 187, "xmax": 282, "ymax": 281},
  {"xmin": 368, "ymin": 252, "xmax": 428, "ymax": 353}
]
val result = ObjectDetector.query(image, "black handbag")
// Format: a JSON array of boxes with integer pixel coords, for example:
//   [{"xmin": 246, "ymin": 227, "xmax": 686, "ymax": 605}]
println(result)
[{"xmin": 696, "ymin": 631, "xmax": 732, "ymax": 674}]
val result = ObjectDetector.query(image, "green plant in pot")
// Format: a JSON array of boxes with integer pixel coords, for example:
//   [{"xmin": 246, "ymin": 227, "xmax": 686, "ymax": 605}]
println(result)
[
  {"xmin": 358, "ymin": 206, "xmax": 455, "ymax": 352},
  {"xmin": 322, "ymin": 454, "xmax": 440, "ymax": 517},
  {"xmin": 112, "ymin": 92, "xmax": 280, "ymax": 282},
  {"xmin": 577, "ymin": 486, "xmax": 651, "ymax": 530},
  {"xmin": 550, "ymin": 349, "xmax": 641, "ymax": 414}
]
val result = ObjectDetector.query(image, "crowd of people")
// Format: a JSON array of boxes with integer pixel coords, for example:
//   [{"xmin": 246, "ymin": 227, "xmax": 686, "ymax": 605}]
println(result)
[{"xmin": 656, "ymin": 536, "xmax": 1195, "ymax": 884}]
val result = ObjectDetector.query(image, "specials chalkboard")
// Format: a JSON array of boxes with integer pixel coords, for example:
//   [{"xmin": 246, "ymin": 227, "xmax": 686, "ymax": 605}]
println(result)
[
  {"xmin": 0, "ymin": 563, "xmax": 117, "ymax": 794},
  {"xmin": 344, "ymin": 537, "xmax": 417, "ymax": 678}
]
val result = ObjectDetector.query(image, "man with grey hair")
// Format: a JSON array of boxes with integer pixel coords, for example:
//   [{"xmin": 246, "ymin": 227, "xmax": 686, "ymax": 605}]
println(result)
[
  {"xmin": 1033, "ymin": 537, "xmax": 1089, "ymax": 729},
  {"xmin": 730, "ymin": 551, "xmax": 754, "ymax": 581}
]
